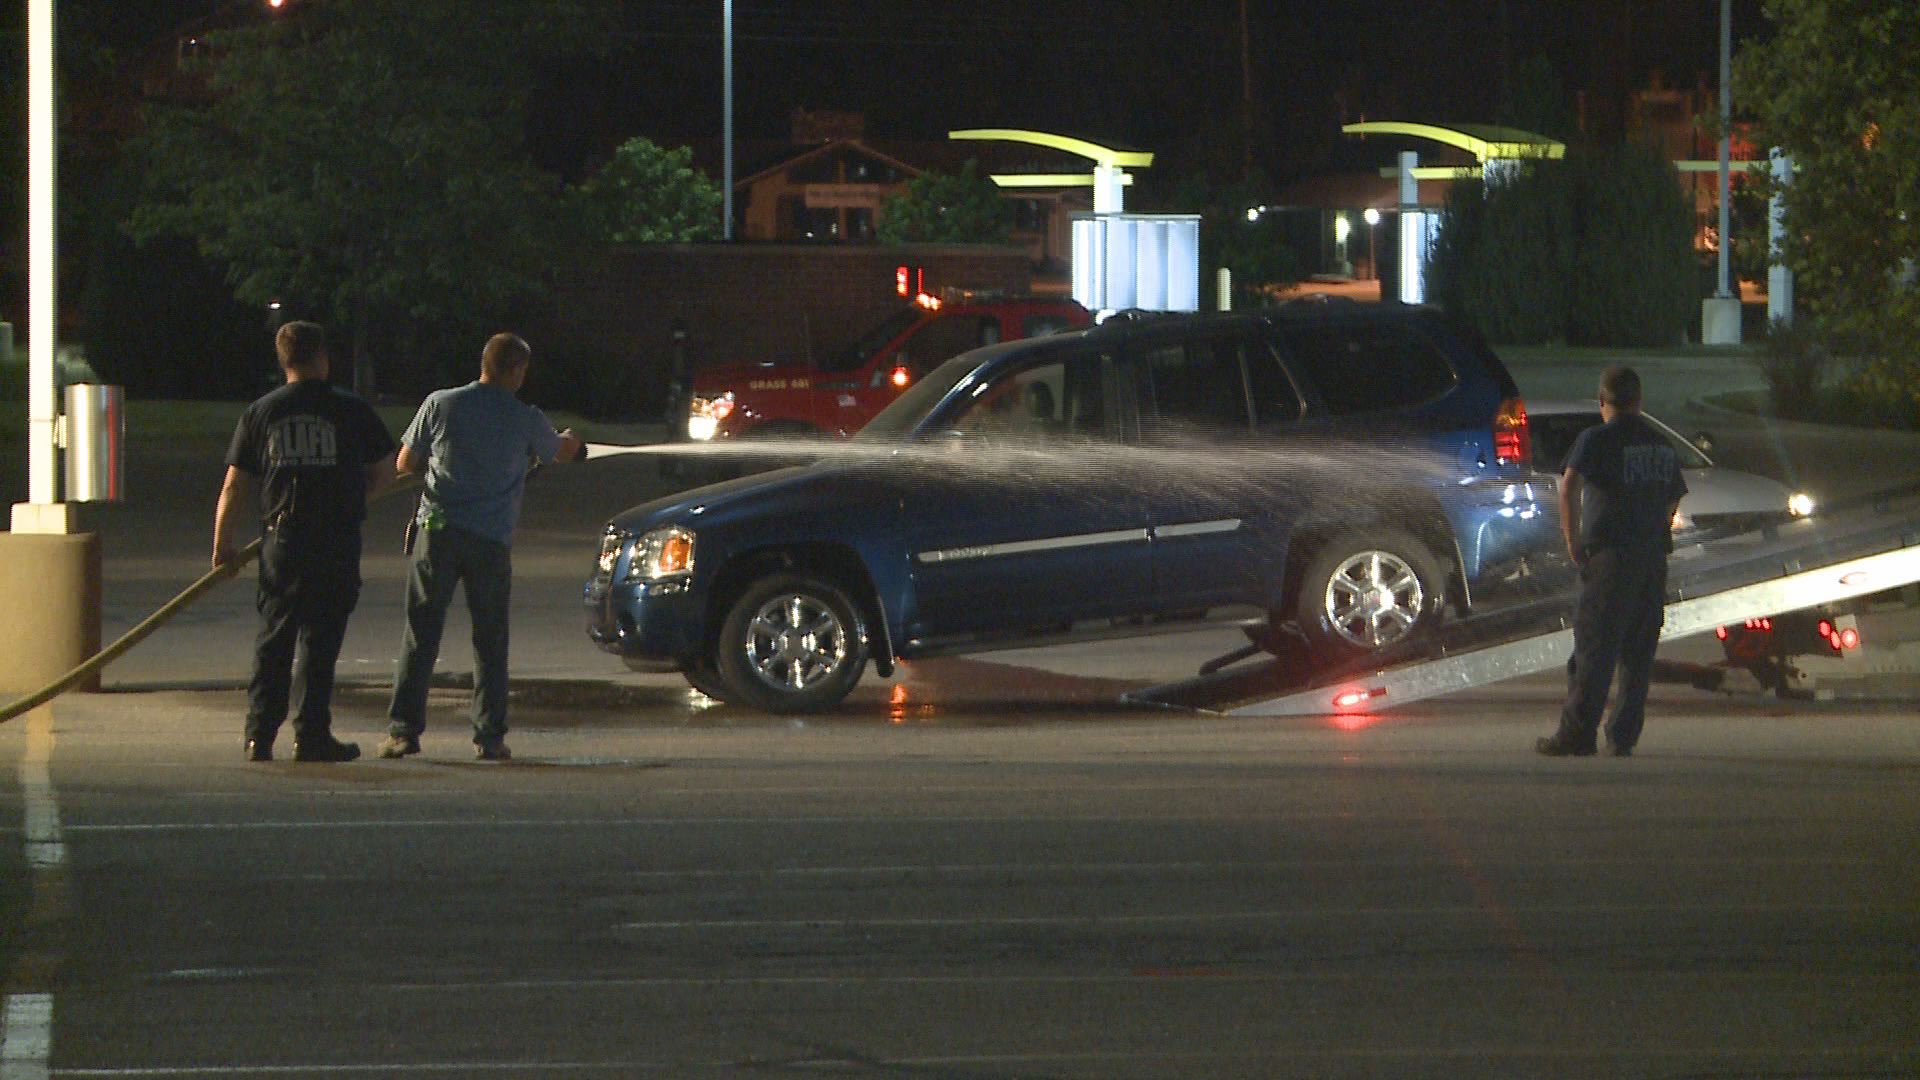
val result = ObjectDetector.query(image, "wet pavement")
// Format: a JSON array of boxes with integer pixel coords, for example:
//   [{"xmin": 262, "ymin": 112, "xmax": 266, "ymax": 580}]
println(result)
[
  {"xmin": 4, "ymin": 351, "xmax": 1919, "ymax": 1075},
  {"xmin": 6, "ymin": 673, "xmax": 1920, "ymax": 1077}
]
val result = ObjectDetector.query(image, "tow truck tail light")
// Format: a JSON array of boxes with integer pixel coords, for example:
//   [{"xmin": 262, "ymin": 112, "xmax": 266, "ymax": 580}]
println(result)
[
  {"xmin": 1332, "ymin": 687, "xmax": 1386, "ymax": 709},
  {"xmin": 1718, "ymin": 612, "xmax": 1860, "ymax": 660},
  {"xmin": 1493, "ymin": 396, "xmax": 1531, "ymax": 467}
]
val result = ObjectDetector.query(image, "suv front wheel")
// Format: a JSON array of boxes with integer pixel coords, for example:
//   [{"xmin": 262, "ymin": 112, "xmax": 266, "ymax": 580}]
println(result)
[
  {"xmin": 714, "ymin": 572, "xmax": 870, "ymax": 713},
  {"xmin": 1294, "ymin": 528, "xmax": 1442, "ymax": 660}
]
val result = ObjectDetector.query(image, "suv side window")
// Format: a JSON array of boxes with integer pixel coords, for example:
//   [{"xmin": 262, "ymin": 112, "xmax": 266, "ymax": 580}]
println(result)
[
  {"xmin": 948, "ymin": 351, "xmax": 1110, "ymax": 443},
  {"xmin": 1022, "ymin": 313, "xmax": 1074, "ymax": 338},
  {"xmin": 1245, "ymin": 338, "xmax": 1305, "ymax": 427},
  {"xmin": 1280, "ymin": 320, "xmax": 1458, "ymax": 416},
  {"xmin": 895, "ymin": 315, "xmax": 999, "ymax": 378},
  {"xmin": 1140, "ymin": 336, "xmax": 1254, "ymax": 439}
]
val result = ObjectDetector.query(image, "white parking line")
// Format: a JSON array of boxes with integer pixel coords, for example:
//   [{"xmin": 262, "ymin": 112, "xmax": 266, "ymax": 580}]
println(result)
[{"xmin": 3, "ymin": 707, "xmax": 60, "ymax": 1080}]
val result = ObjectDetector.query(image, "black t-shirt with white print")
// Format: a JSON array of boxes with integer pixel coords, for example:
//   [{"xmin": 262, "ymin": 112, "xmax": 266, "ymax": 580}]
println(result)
[
  {"xmin": 225, "ymin": 380, "xmax": 397, "ymax": 559},
  {"xmin": 1564, "ymin": 412, "xmax": 1689, "ymax": 556}
]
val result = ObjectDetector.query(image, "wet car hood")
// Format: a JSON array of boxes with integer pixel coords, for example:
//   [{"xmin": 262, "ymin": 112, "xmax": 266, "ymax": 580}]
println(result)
[{"xmin": 607, "ymin": 457, "xmax": 895, "ymax": 537}]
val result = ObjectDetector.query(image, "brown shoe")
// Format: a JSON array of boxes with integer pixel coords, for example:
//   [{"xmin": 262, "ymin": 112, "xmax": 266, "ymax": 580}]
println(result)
[
  {"xmin": 474, "ymin": 740, "xmax": 511, "ymax": 761},
  {"xmin": 377, "ymin": 735, "xmax": 421, "ymax": 759}
]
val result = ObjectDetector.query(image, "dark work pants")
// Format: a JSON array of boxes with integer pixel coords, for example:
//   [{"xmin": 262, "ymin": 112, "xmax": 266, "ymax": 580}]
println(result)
[
  {"xmin": 386, "ymin": 524, "xmax": 513, "ymax": 744},
  {"xmin": 248, "ymin": 536, "xmax": 361, "ymax": 746},
  {"xmin": 1557, "ymin": 546, "xmax": 1668, "ymax": 751}
]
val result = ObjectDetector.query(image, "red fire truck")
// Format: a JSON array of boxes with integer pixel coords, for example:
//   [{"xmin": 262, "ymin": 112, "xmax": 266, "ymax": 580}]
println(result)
[{"xmin": 679, "ymin": 293, "xmax": 1091, "ymax": 443}]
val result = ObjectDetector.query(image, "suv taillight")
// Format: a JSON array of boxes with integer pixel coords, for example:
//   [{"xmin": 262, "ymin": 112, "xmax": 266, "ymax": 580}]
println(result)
[{"xmin": 1493, "ymin": 396, "xmax": 1531, "ymax": 467}]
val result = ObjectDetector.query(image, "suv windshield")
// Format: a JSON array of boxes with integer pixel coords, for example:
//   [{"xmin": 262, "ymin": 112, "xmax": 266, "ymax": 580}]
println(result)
[{"xmin": 821, "ymin": 308, "xmax": 923, "ymax": 373}]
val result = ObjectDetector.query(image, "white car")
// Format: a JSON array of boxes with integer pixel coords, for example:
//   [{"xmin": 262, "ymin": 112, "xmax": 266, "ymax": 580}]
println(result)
[{"xmin": 1527, "ymin": 400, "xmax": 1816, "ymax": 540}]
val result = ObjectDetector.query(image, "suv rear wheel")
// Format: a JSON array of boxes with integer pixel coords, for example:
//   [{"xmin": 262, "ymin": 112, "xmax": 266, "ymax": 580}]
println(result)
[
  {"xmin": 1294, "ymin": 528, "xmax": 1442, "ymax": 659},
  {"xmin": 714, "ymin": 572, "xmax": 869, "ymax": 713}
]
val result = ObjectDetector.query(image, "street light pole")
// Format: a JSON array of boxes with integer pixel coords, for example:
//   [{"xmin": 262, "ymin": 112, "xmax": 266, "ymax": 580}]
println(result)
[
  {"xmin": 721, "ymin": 0, "xmax": 733, "ymax": 241},
  {"xmin": 1716, "ymin": 0, "xmax": 1732, "ymax": 300},
  {"xmin": 24, "ymin": 0, "xmax": 59, "ymax": 512}
]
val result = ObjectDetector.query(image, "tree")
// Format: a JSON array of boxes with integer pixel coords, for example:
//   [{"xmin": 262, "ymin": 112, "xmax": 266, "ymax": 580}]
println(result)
[
  {"xmin": 126, "ymin": 0, "xmax": 616, "ymax": 395},
  {"xmin": 877, "ymin": 161, "xmax": 1011, "ymax": 245},
  {"xmin": 577, "ymin": 138, "xmax": 723, "ymax": 244},
  {"xmin": 1736, "ymin": 1, "xmax": 1920, "ymax": 423},
  {"xmin": 1428, "ymin": 144, "xmax": 1694, "ymax": 347}
]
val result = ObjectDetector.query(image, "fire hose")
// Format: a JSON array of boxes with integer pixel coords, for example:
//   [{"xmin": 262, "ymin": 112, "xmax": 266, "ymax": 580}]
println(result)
[{"xmin": 0, "ymin": 440, "xmax": 662, "ymax": 726}]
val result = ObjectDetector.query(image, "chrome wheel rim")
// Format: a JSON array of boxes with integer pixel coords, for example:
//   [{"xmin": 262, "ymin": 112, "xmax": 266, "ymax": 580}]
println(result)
[
  {"xmin": 742, "ymin": 592, "xmax": 849, "ymax": 693},
  {"xmin": 1322, "ymin": 550, "xmax": 1425, "ymax": 649}
]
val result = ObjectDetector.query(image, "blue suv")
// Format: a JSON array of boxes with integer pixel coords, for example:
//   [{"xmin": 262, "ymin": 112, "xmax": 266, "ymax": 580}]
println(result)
[{"xmin": 585, "ymin": 304, "xmax": 1550, "ymax": 713}]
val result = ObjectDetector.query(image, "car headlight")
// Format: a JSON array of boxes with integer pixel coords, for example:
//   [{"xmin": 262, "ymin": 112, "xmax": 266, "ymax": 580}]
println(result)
[
  {"xmin": 686, "ymin": 393, "xmax": 734, "ymax": 442},
  {"xmin": 625, "ymin": 526, "xmax": 695, "ymax": 582},
  {"xmin": 1788, "ymin": 492, "xmax": 1815, "ymax": 517}
]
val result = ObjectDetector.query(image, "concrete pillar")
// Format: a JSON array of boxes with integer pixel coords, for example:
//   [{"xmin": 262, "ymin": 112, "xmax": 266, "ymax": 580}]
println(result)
[
  {"xmin": 0, "ymin": 531, "xmax": 102, "ymax": 694},
  {"xmin": 1701, "ymin": 297, "xmax": 1743, "ymax": 345}
]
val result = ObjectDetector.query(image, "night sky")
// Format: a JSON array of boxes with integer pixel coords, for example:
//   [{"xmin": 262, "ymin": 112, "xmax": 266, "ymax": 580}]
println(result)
[{"xmin": 83, "ymin": 0, "xmax": 1770, "ymax": 182}]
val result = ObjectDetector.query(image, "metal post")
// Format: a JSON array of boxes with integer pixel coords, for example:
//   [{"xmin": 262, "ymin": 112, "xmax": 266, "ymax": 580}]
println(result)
[
  {"xmin": 1716, "ymin": 0, "xmax": 1732, "ymax": 300},
  {"xmin": 26, "ymin": 0, "xmax": 58, "ymax": 509},
  {"xmin": 721, "ymin": 0, "xmax": 734, "ymax": 242}
]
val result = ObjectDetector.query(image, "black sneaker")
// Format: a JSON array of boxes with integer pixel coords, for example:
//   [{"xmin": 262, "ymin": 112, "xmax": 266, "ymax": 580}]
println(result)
[
  {"xmin": 377, "ymin": 734, "xmax": 421, "ymax": 759},
  {"xmin": 292, "ymin": 736, "xmax": 362, "ymax": 763},
  {"xmin": 1535, "ymin": 735, "xmax": 1597, "ymax": 757},
  {"xmin": 245, "ymin": 738, "xmax": 273, "ymax": 762},
  {"xmin": 474, "ymin": 740, "xmax": 512, "ymax": 762},
  {"xmin": 1606, "ymin": 742, "xmax": 1634, "ymax": 757}
]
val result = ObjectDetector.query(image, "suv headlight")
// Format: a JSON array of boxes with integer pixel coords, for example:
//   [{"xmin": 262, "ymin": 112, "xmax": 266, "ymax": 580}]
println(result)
[
  {"xmin": 626, "ymin": 526, "xmax": 695, "ymax": 582},
  {"xmin": 1788, "ymin": 492, "xmax": 1815, "ymax": 517},
  {"xmin": 686, "ymin": 393, "xmax": 734, "ymax": 441}
]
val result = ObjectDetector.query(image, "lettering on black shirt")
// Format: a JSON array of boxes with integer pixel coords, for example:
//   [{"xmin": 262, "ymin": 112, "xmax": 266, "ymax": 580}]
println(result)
[
  {"xmin": 225, "ymin": 381, "xmax": 397, "ymax": 555},
  {"xmin": 1566, "ymin": 413, "xmax": 1689, "ymax": 554}
]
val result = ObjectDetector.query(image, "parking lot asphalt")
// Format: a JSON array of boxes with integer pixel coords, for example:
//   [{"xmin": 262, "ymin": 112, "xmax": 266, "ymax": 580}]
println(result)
[
  {"xmin": 6, "ymin": 346, "xmax": 1920, "ymax": 1075},
  {"xmin": 5, "ymin": 671, "xmax": 1919, "ymax": 1077}
]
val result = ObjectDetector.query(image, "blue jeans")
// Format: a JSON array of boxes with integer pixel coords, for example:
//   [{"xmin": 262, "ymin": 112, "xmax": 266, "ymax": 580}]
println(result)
[{"xmin": 387, "ymin": 524, "xmax": 513, "ymax": 744}]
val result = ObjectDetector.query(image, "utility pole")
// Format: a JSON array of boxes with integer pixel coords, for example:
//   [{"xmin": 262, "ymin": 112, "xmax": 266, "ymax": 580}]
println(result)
[
  {"xmin": 1716, "ymin": 0, "xmax": 1732, "ymax": 300},
  {"xmin": 1239, "ymin": 0, "xmax": 1253, "ymax": 178},
  {"xmin": 722, "ymin": 0, "xmax": 734, "ymax": 241}
]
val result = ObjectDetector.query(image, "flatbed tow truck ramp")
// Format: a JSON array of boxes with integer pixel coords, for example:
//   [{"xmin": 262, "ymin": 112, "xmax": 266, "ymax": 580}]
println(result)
[{"xmin": 1126, "ymin": 484, "xmax": 1920, "ymax": 718}]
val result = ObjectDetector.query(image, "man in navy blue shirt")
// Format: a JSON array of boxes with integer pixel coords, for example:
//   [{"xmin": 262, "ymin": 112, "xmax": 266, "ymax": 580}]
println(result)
[
  {"xmin": 1538, "ymin": 365, "xmax": 1687, "ymax": 757},
  {"xmin": 378, "ymin": 333, "xmax": 582, "ymax": 761},
  {"xmin": 215, "ymin": 321, "xmax": 398, "ymax": 762}
]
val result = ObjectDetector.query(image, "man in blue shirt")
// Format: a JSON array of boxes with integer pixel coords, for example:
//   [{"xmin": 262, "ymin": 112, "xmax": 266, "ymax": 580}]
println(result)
[
  {"xmin": 379, "ymin": 333, "xmax": 583, "ymax": 761},
  {"xmin": 1538, "ymin": 365, "xmax": 1687, "ymax": 757}
]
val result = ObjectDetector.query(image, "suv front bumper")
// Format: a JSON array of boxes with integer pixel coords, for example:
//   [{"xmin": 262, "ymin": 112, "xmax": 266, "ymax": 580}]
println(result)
[{"xmin": 583, "ymin": 577, "xmax": 703, "ymax": 672}]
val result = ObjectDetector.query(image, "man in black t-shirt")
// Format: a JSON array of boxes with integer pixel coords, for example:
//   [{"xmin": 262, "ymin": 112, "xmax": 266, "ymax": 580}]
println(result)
[
  {"xmin": 213, "ymin": 322, "xmax": 398, "ymax": 762},
  {"xmin": 1538, "ymin": 365, "xmax": 1688, "ymax": 758}
]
